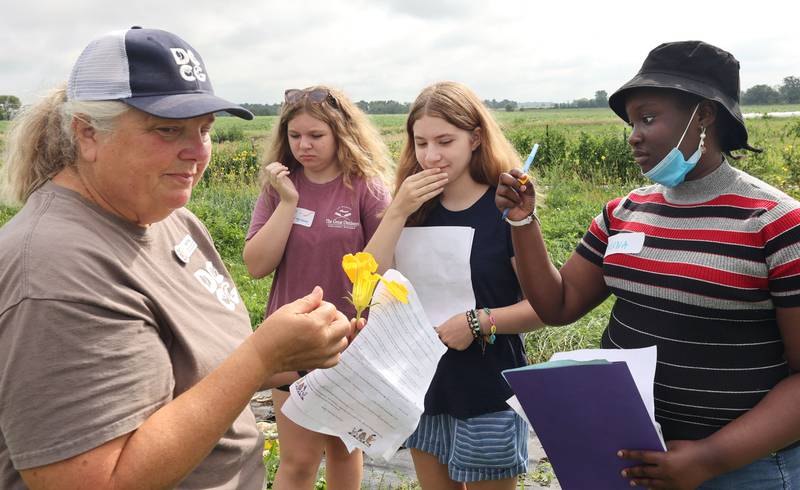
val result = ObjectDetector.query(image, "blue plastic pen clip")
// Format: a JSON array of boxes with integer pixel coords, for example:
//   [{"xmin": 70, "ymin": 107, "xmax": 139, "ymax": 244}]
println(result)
[{"xmin": 501, "ymin": 143, "xmax": 539, "ymax": 220}]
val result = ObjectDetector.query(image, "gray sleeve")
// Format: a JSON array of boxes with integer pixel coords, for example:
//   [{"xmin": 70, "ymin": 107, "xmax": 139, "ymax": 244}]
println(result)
[{"xmin": 0, "ymin": 299, "xmax": 174, "ymax": 470}]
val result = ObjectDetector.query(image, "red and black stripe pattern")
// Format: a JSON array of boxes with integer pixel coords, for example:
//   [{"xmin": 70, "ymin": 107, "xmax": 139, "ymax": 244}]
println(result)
[{"xmin": 576, "ymin": 162, "xmax": 800, "ymax": 441}]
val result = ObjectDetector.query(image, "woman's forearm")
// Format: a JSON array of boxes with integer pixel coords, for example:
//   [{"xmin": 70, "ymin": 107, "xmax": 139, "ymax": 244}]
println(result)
[
  {"xmin": 477, "ymin": 299, "xmax": 544, "ymax": 335},
  {"xmin": 697, "ymin": 373, "xmax": 800, "ymax": 476},
  {"xmin": 243, "ymin": 200, "xmax": 296, "ymax": 278},
  {"xmin": 510, "ymin": 222, "xmax": 575, "ymax": 324},
  {"xmin": 22, "ymin": 336, "xmax": 278, "ymax": 490},
  {"xmin": 21, "ymin": 289, "xmax": 349, "ymax": 490},
  {"xmin": 511, "ymin": 222, "xmax": 608, "ymax": 325},
  {"xmin": 364, "ymin": 207, "xmax": 406, "ymax": 274}
]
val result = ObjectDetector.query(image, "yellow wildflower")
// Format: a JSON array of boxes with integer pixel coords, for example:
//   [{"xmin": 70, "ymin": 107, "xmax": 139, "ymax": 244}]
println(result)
[{"xmin": 342, "ymin": 252, "xmax": 408, "ymax": 320}]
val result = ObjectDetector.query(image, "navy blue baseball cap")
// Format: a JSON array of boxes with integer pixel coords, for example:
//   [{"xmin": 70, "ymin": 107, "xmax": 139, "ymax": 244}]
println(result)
[{"xmin": 67, "ymin": 27, "xmax": 253, "ymax": 120}]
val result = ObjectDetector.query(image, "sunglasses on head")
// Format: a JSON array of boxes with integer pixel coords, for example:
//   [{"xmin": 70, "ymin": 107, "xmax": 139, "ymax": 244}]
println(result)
[{"xmin": 284, "ymin": 88, "xmax": 338, "ymax": 107}]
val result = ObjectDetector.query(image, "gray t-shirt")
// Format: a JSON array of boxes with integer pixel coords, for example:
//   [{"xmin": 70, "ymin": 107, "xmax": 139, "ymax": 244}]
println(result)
[{"xmin": 0, "ymin": 182, "xmax": 263, "ymax": 490}]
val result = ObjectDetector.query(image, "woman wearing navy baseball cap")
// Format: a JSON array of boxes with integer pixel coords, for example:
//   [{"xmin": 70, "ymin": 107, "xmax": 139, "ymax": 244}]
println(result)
[
  {"xmin": 0, "ymin": 27, "xmax": 353, "ymax": 490},
  {"xmin": 497, "ymin": 41, "xmax": 800, "ymax": 489}
]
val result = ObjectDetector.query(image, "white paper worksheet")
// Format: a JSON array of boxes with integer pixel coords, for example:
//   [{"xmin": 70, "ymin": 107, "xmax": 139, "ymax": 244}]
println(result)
[
  {"xmin": 394, "ymin": 226, "xmax": 475, "ymax": 327},
  {"xmin": 282, "ymin": 270, "xmax": 447, "ymax": 461}
]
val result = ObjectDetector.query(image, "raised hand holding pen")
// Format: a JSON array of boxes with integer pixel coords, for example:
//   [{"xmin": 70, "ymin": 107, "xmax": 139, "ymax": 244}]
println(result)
[{"xmin": 497, "ymin": 143, "xmax": 538, "ymax": 223}]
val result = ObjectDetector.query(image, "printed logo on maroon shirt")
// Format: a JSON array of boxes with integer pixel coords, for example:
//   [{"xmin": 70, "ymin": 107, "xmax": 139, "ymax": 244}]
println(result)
[{"xmin": 326, "ymin": 205, "xmax": 359, "ymax": 230}]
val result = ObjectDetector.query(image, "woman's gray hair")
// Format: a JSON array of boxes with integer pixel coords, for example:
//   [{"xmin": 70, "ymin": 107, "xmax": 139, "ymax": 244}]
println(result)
[{"xmin": 0, "ymin": 86, "xmax": 128, "ymax": 204}]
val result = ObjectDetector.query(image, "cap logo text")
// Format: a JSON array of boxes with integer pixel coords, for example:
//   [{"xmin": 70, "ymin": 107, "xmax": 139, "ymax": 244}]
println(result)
[{"xmin": 170, "ymin": 48, "xmax": 207, "ymax": 82}]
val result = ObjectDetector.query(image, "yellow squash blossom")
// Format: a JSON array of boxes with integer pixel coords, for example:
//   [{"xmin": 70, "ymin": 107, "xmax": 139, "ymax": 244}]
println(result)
[{"xmin": 342, "ymin": 252, "xmax": 408, "ymax": 320}]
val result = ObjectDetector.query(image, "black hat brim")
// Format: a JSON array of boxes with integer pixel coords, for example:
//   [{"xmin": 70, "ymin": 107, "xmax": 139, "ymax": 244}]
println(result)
[
  {"xmin": 122, "ymin": 93, "xmax": 254, "ymax": 120},
  {"xmin": 609, "ymin": 71, "xmax": 743, "ymax": 125},
  {"xmin": 608, "ymin": 71, "xmax": 748, "ymax": 152}
]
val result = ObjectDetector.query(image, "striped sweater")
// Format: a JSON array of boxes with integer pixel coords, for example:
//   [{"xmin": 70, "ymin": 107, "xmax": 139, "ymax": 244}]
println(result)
[{"xmin": 575, "ymin": 161, "xmax": 800, "ymax": 441}]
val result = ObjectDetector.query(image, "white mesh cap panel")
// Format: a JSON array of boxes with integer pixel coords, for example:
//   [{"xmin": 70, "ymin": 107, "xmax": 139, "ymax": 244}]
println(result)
[{"xmin": 67, "ymin": 30, "xmax": 132, "ymax": 101}]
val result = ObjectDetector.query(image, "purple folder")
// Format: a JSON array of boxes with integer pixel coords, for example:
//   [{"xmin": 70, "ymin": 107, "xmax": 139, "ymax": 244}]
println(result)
[{"xmin": 503, "ymin": 360, "xmax": 664, "ymax": 490}]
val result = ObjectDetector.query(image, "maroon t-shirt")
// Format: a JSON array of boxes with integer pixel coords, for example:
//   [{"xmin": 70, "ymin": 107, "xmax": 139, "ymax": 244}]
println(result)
[{"xmin": 246, "ymin": 171, "xmax": 390, "ymax": 318}]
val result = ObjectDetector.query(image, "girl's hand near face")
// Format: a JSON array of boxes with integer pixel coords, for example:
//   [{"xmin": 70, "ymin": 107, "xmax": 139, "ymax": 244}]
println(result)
[
  {"xmin": 386, "ymin": 168, "xmax": 448, "ymax": 220},
  {"xmin": 364, "ymin": 168, "xmax": 448, "ymax": 275},
  {"xmin": 264, "ymin": 161, "xmax": 299, "ymax": 204},
  {"xmin": 495, "ymin": 169, "xmax": 536, "ymax": 221},
  {"xmin": 435, "ymin": 312, "xmax": 475, "ymax": 351}
]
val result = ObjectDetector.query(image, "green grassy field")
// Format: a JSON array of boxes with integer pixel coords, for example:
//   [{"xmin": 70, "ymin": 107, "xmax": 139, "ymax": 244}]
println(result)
[{"xmin": 2, "ymin": 106, "xmax": 800, "ymax": 363}]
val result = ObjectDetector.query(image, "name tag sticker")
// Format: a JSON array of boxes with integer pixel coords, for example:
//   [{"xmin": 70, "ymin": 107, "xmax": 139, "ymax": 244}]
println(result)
[
  {"xmin": 294, "ymin": 208, "xmax": 315, "ymax": 227},
  {"xmin": 605, "ymin": 232, "xmax": 645, "ymax": 257},
  {"xmin": 174, "ymin": 234, "xmax": 198, "ymax": 264}
]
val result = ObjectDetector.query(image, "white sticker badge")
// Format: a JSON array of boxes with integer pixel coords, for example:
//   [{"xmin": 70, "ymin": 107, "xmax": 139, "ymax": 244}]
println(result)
[
  {"xmin": 294, "ymin": 208, "xmax": 315, "ymax": 227},
  {"xmin": 174, "ymin": 234, "xmax": 198, "ymax": 264},
  {"xmin": 605, "ymin": 232, "xmax": 645, "ymax": 257}
]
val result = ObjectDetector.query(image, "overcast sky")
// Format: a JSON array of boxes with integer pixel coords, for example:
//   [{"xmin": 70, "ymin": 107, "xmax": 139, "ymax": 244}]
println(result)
[{"xmin": 2, "ymin": 0, "xmax": 799, "ymax": 105}]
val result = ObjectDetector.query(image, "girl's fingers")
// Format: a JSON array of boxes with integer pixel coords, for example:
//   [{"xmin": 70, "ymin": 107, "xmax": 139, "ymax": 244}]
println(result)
[
  {"xmin": 618, "ymin": 450, "xmax": 663, "ymax": 465},
  {"xmin": 418, "ymin": 187, "xmax": 445, "ymax": 202},
  {"xmin": 499, "ymin": 171, "xmax": 526, "ymax": 188},
  {"xmin": 405, "ymin": 175, "xmax": 447, "ymax": 194},
  {"xmin": 413, "ymin": 168, "xmax": 443, "ymax": 179},
  {"xmin": 416, "ymin": 172, "xmax": 449, "ymax": 186},
  {"xmin": 416, "ymin": 181, "xmax": 448, "ymax": 196},
  {"xmin": 496, "ymin": 186, "xmax": 522, "ymax": 205}
]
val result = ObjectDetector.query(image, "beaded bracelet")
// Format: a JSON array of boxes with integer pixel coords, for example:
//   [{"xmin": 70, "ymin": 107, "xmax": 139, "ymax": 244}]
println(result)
[
  {"xmin": 482, "ymin": 307, "xmax": 497, "ymax": 345},
  {"xmin": 465, "ymin": 309, "xmax": 481, "ymax": 339}
]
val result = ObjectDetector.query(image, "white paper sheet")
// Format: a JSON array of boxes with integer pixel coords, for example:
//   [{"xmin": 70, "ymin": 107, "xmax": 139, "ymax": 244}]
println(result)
[
  {"xmin": 281, "ymin": 269, "xmax": 447, "ymax": 461},
  {"xmin": 507, "ymin": 346, "xmax": 664, "ymax": 448},
  {"xmin": 394, "ymin": 226, "xmax": 475, "ymax": 326}
]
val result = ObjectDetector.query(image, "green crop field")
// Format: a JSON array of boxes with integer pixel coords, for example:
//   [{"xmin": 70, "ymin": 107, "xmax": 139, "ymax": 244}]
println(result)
[{"xmin": 2, "ymin": 106, "xmax": 800, "ymax": 363}]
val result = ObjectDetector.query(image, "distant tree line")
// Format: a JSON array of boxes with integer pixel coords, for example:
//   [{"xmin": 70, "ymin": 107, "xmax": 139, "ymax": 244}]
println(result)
[
  {"xmin": 741, "ymin": 76, "xmax": 800, "ymax": 105},
  {"xmin": 553, "ymin": 90, "xmax": 609, "ymax": 109},
  {"xmin": 355, "ymin": 100, "xmax": 410, "ymax": 114},
  {"xmin": 239, "ymin": 100, "xmax": 413, "ymax": 115},
  {"xmin": 484, "ymin": 99, "xmax": 519, "ymax": 112},
  {"xmin": 4, "ymin": 77, "xmax": 798, "ymax": 121},
  {"xmin": 239, "ymin": 103, "xmax": 283, "ymax": 116},
  {"xmin": 139, "ymin": 76, "xmax": 800, "ymax": 118}
]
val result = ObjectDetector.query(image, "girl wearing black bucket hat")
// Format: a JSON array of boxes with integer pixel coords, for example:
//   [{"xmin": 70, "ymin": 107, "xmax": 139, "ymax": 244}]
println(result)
[{"xmin": 496, "ymin": 41, "xmax": 800, "ymax": 488}]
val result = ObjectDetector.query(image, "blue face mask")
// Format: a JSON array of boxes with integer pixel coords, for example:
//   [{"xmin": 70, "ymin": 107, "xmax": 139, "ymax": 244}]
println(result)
[{"xmin": 643, "ymin": 104, "xmax": 703, "ymax": 188}]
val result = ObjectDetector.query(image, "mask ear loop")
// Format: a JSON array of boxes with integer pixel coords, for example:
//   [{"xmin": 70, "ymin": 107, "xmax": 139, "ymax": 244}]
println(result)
[{"xmin": 676, "ymin": 103, "xmax": 701, "ymax": 148}]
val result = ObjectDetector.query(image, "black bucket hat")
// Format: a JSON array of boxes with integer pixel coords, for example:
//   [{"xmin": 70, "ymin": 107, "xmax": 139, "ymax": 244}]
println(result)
[{"xmin": 608, "ymin": 41, "xmax": 754, "ymax": 152}]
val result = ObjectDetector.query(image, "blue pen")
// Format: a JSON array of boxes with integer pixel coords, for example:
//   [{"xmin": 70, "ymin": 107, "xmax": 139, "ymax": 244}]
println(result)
[{"xmin": 501, "ymin": 143, "xmax": 539, "ymax": 220}]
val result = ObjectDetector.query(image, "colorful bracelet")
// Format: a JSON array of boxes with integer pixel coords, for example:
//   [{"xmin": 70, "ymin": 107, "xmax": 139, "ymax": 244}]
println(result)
[
  {"xmin": 482, "ymin": 307, "xmax": 497, "ymax": 345},
  {"xmin": 466, "ymin": 309, "xmax": 481, "ymax": 339}
]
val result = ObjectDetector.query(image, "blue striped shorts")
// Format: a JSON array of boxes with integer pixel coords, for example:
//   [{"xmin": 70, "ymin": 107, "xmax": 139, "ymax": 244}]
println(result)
[{"xmin": 405, "ymin": 409, "xmax": 528, "ymax": 482}]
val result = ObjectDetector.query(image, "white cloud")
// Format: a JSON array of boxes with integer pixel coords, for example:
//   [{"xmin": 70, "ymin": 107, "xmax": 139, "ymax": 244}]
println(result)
[{"xmin": 1, "ymin": 0, "xmax": 798, "ymax": 105}]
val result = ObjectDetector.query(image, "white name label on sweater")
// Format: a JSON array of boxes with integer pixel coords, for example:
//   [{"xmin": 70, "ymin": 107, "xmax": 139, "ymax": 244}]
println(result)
[{"xmin": 605, "ymin": 232, "xmax": 645, "ymax": 257}]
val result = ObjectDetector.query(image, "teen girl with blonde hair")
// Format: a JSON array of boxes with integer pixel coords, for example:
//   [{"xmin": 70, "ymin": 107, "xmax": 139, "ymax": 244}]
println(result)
[{"xmin": 244, "ymin": 86, "xmax": 392, "ymax": 490}]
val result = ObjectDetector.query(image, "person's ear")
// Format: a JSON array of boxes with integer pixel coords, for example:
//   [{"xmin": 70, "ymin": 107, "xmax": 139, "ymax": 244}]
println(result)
[
  {"xmin": 72, "ymin": 115, "xmax": 99, "ymax": 163},
  {"xmin": 470, "ymin": 127, "xmax": 482, "ymax": 151},
  {"xmin": 697, "ymin": 100, "xmax": 717, "ymax": 129}
]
